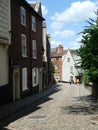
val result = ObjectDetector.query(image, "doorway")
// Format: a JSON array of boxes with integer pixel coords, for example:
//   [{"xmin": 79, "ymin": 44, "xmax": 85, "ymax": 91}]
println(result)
[
  {"xmin": 13, "ymin": 69, "xmax": 20, "ymax": 102},
  {"xmin": 39, "ymin": 68, "xmax": 42, "ymax": 93}
]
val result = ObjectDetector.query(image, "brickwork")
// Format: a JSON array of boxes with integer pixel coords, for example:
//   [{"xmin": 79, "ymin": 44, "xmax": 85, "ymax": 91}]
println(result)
[
  {"xmin": 9, "ymin": 0, "xmax": 44, "ymax": 100},
  {"xmin": 52, "ymin": 57, "xmax": 62, "ymax": 80},
  {"xmin": 51, "ymin": 45, "xmax": 66, "ymax": 81}
]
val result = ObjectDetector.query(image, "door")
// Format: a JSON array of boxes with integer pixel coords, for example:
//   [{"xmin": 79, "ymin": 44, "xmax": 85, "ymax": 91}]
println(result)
[
  {"xmin": 39, "ymin": 68, "xmax": 42, "ymax": 93},
  {"xmin": 13, "ymin": 69, "xmax": 20, "ymax": 102}
]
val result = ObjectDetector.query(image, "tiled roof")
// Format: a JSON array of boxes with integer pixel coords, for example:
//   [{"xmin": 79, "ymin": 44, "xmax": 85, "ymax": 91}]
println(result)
[
  {"xmin": 70, "ymin": 50, "xmax": 81, "ymax": 66},
  {"xmin": 51, "ymin": 50, "xmax": 67, "ymax": 58}
]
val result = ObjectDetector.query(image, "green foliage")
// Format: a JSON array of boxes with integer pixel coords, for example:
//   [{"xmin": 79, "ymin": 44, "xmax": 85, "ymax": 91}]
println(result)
[
  {"xmin": 51, "ymin": 63, "xmax": 55, "ymax": 74},
  {"xmin": 78, "ymin": 11, "xmax": 98, "ymax": 83},
  {"xmin": 82, "ymin": 71, "xmax": 90, "ymax": 84}
]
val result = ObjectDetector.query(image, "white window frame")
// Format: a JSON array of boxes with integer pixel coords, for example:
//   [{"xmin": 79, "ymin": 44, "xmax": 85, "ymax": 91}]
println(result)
[
  {"xmin": 21, "ymin": 34, "xmax": 27, "ymax": 57},
  {"xmin": 67, "ymin": 58, "xmax": 70, "ymax": 62},
  {"xmin": 32, "ymin": 40, "xmax": 37, "ymax": 59},
  {"xmin": 70, "ymin": 66, "xmax": 73, "ymax": 74},
  {"xmin": 32, "ymin": 16, "xmax": 36, "ymax": 32},
  {"xmin": 55, "ymin": 64, "xmax": 58, "ymax": 69},
  {"xmin": 32, "ymin": 68, "xmax": 38, "ymax": 87},
  {"xmin": 56, "ymin": 72, "xmax": 60, "ymax": 79},
  {"xmin": 20, "ymin": 7, "xmax": 26, "ymax": 26},
  {"xmin": 22, "ymin": 68, "xmax": 28, "ymax": 91}
]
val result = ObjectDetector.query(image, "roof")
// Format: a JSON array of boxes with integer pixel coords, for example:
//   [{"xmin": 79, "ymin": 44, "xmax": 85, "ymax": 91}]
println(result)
[
  {"xmin": 70, "ymin": 50, "xmax": 81, "ymax": 66},
  {"xmin": 51, "ymin": 50, "xmax": 67, "ymax": 58},
  {"xmin": 51, "ymin": 48, "xmax": 56, "ymax": 52},
  {"xmin": 22, "ymin": 0, "xmax": 44, "ymax": 20},
  {"xmin": 51, "ymin": 44, "xmax": 67, "ymax": 58},
  {"xmin": 29, "ymin": 1, "xmax": 42, "ymax": 17}
]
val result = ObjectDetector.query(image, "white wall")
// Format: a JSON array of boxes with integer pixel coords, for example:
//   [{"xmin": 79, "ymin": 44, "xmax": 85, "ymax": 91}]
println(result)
[
  {"xmin": 0, "ymin": 45, "xmax": 8, "ymax": 85},
  {"xmin": 0, "ymin": 0, "xmax": 10, "ymax": 86},
  {"xmin": 42, "ymin": 22, "xmax": 47, "ymax": 62},
  {"xmin": 62, "ymin": 50, "xmax": 76, "ymax": 82}
]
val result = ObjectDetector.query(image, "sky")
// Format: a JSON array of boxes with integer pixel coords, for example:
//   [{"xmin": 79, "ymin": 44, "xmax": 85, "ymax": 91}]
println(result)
[{"xmin": 27, "ymin": 0, "xmax": 98, "ymax": 49}]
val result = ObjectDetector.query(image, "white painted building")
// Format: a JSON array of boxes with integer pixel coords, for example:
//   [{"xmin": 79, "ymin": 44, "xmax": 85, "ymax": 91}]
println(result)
[
  {"xmin": 62, "ymin": 49, "xmax": 82, "ymax": 83},
  {"xmin": 42, "ymin": 21, "xmax": 47, "ymax": 62},
  {"xmin": 0, "ymin": 0, "xmax": 11, "ymax": 87}
]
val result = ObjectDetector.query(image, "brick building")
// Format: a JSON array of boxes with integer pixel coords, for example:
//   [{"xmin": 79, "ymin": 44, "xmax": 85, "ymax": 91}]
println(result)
[
  {"xmin": 9, "ymin": 0, "xmax": 44, "ymax": 102},
  {"xmin": 51, "ymin": 45, "xmax": 67, "ymax": 81}
]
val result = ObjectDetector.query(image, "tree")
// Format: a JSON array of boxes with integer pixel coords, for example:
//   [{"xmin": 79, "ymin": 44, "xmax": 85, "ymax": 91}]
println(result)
[{"xmin": 78, "ymin": 11, "xmax": 98, "ymax": 99}]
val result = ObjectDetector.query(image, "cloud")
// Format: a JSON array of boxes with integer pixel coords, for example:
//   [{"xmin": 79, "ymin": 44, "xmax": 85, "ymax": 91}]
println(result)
[
  {"xmin": 51, "ymin": 22, "xmax": 64, "ymax": 31},
  {"xmin": 51, "ymin": 35, "xmax": 83, "ymax": 49},
  {"xmin": 52, "ymin": 30, "xmax": 75, "ymax": 38},
  {"xmin": 64, "ymin": 41, "xmax": 80, "ymax": 50},
  {"xmin": 42, "ymin": 5, "xmax": 48, "ymax": 16},
  {"xmin": 76, "ymin": 35, "xmax": 83, "ymax": 43},
  {"xmin": 64, "ymin": 35, "xmax": 83, "ymax": 49},
  {"xmin": 51, "ymin": 40, "xmax": 63, "ymax": 48},
  {"xmin": 51, "ymin": 0, "xmax": 97, "ymax": 30}
]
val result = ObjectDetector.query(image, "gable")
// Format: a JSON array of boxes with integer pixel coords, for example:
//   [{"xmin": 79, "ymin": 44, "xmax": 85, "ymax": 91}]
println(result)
[
  {"xmin": 30, "ymin": 1, "xmax": 42, "ymax": 17},
  {"xmin": 63, "ymin": 50, "xmax": 75, "ymax": 65}
]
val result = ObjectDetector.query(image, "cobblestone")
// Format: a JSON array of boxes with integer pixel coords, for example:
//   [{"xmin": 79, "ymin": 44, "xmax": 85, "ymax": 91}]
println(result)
[{"xmin": 1, "ymin": 83, "xmax": 98, "ymax": 130}]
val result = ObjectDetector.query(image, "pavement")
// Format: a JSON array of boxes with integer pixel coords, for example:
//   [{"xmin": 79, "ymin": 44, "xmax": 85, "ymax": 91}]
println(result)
[
  {"xmin": 0, "ymin": 83, "xmax": 55, "ymax": 120},
  {"xmin": 2, "ymin": 82, "xmax": 98, "ymax": 130}
]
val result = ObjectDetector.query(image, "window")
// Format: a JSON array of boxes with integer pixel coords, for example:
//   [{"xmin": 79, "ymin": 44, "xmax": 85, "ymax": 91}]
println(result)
[
  {"xmin": 55, "ymin": 64, "xmax": 58, "ymax": 69},
  {"xmin": 21, "ymin": 34, "xmax": 27, "ymax": 57},
  {"xmin": 20, "ymin": 7, "xmax": 26, "ymax": 26},
  {"xmin": 22, "ymin": 68, "xmax": 27, "ymax": 91},
  {"xmin": 56, "ymin": 72, "xmax": 60, "ymax": 79},
  {"xmin": 32, "ymin": 16, "xmax": 36, "ymax": 31},
  {"xmin": 67, "ymin": 58, "xmax": 70, "ymax": 62},
  {"xmin": 70, "ymin": 66, "xmax": 73, "ymax": 74},
  {"xmin": 32, "ymin": 40, "xmax": 37, "ymax": 59},
  {"xmin": 32, "ymin": 68, "xmax": 38, "ymax": 87},
  {"xmin": 56, "ymin": 58, "xmax": 58, "ymax": 61}
]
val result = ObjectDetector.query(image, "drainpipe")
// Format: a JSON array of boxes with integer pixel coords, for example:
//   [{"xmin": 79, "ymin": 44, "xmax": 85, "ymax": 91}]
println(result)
[{"xmin": 29, "ymin": 10, "xmax": 32, "ymax": 95}]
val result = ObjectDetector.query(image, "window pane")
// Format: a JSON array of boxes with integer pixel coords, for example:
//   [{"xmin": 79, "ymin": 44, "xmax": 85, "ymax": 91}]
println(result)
[
  {"xmin": 22, "ymin": 68, "xmax": 27, "ymax": 91},
  {"xmin": 67, "ymin": 58, "xmax": 70, "ymax": 62},
  {"xmin": 32, "ymin": 16, "xmax": 36, "ymax": 31},
  {"xmin": 21, "ymin": 34, "xmax": 27, "ymax": 57},
  {"xmin": 55, "ymin": 64, "xmax": 58, "ymax": 69},
  {"xmin": 70, "ymin": 66, "xmax": 73, "ymax": 73},
  {"xmin": 32, "ymin": 68, "xmax": 38, "ymax": 87},
  {"xmin": 21, "ymin": 7, "xmax": 26, "ymax": 25},
  {"xmin": 32, "ymin": 40, "xmax": 37, "ymax": 59}
]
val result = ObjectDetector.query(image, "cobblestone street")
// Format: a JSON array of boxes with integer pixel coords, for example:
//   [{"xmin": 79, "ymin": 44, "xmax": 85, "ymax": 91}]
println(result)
[{"xmin": 1, "ymin": 83, "xmax": 98, "ymax": 130}]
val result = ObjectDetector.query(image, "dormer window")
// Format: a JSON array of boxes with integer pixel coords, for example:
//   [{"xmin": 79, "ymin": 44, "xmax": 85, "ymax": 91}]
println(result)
[{"xmin": 56, "ymin": 58, "xmax": 58, "ymax": 61}]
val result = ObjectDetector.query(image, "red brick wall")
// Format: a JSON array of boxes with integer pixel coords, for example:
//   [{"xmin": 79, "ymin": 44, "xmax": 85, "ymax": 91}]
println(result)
[
  {"xmin": 52, "ymin": 57, "xmax": 62, "ymax": 80},
  {"xmin": 10, "ymin": 0, "xmax": 43, "ymax": 98}
]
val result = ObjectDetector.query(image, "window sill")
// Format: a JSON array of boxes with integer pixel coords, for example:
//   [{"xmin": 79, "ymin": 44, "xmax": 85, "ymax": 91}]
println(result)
[{"xmin": 22, "ymin": 56, "xmax": 28, "ymax": 58}]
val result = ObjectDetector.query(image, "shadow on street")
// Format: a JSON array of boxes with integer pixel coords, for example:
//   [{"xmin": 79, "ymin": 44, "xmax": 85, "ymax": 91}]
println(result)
[
  {"xmin": 0, "ymin": 83, "xmax": 61, "ymax": 130},
  {"xmin": 61, "ymin": 94, "xmax": 98, "ymax": 115}
]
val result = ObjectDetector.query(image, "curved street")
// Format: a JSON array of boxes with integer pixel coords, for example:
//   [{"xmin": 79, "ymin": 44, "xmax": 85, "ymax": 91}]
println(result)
[{"xmin": 1, "ymin": 83, "xmax": 98, "ymax": 130}]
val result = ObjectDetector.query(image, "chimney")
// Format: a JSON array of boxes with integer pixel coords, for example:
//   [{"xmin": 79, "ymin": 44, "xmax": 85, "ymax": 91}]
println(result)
[{"xmin": 56, "ymin": 44, "xmax": 63, "ymax": 53}]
